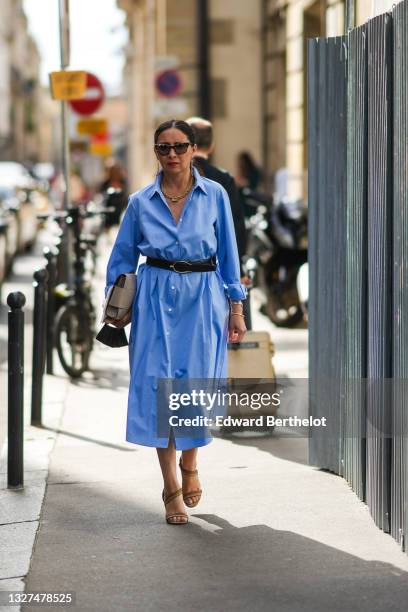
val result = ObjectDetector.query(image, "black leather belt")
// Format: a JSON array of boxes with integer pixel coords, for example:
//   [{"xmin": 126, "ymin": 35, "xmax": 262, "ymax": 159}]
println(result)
[{"xmin": 146, "ymin": 255, "xmax": 217, "ymax": 273}]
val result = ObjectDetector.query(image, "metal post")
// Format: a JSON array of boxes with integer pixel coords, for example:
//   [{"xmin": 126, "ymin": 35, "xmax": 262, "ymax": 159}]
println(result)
[
  {"xmin": 58, "ymin": 0, "xmax": 73, "ymax": 289},
  {"xmin": 197, "ymin": 0, "xmax": 211, "ymax": 119},
  {"xmin": 7, "ymin": 292, "xmax": 26, "ymax": 489},
  {"xmin": 31, "ymin": 269, "xmax": 48, "ymax": 426},
  {"xmin": 44, "ymin": 247, "xmax": 58, "ymax": 374},
  {"xmin": 345, "ymin": 0, "xmax": 355, "ymax": 33}
]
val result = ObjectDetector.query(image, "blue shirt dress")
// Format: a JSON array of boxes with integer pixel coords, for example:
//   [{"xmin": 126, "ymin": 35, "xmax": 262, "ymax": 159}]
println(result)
[{"xmin": 104, "ymin": 167, "xmax": 247, "ymax": 450}]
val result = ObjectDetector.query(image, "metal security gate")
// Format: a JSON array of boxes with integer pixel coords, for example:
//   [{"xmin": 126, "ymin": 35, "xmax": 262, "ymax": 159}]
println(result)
[
  {"xmin": 308, "ymin": 0, "xmax": 408, "ymax": 551},
  {"xmin": 343, "ymin": 23, "xmax": 368, "ymax": 503},
  {"xmin": 308, "ymin": 36, "xmax": 347, "ymax": 475},
  {"xmin": 366, "ymin": 12, "xmax": 393, "ymax": 534},
  {"xmin": 392, "ymin": 0, "xmax": 408, "ymax": 550}
]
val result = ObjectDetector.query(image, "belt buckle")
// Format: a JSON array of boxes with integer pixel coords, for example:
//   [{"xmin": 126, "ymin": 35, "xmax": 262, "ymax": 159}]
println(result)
[{"xmin": 170, "ymin": 260, "xmax": 192, "ymax": 274}]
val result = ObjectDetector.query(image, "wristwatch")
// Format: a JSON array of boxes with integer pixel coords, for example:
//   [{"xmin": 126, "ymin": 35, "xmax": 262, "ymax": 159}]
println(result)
[{"xmin": 230, "ymin": 300, "xmax": 243, "ymax": 305}]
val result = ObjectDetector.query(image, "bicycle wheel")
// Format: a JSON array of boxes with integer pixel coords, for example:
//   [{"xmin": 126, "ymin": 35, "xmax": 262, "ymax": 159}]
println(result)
[{"xmin": 55, "ymin": 303, "xmax": 93, "ymax": 377}]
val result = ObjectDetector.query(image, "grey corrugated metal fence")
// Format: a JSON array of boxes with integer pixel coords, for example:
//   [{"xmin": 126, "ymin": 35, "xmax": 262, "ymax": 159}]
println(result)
[
  {"xmin": 308, "ymin": 0, "xmax": 408, "ymax": 552},
  {"xmin": 344, "ymin": 23, "xmax": 367, "ymax": 503},
  {"xmin": 366, "ymin": 12, "xmax": 393, "ymax": 535},
  {"xmin": 308, "ymin": 36, "xmax": 347, "ymax": 475},
  {"xmin": 392, "ymin": 0, "xmax": 408, "ymax": 551}
]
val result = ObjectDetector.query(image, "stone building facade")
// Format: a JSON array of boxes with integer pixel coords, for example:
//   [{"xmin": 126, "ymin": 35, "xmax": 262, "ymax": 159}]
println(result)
[
  {"xmin": 0, "ymin": 0, "xmax": 50, "ymax": 163},
  {"xmin": 117, "ymin": 0, "xmax": 397, "ymax": 197}
]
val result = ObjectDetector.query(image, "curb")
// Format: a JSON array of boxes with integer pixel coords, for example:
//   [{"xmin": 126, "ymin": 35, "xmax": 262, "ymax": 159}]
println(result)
[{"xmin": 0, "ymin": 374, "xmax": 69, "ymax": 611}]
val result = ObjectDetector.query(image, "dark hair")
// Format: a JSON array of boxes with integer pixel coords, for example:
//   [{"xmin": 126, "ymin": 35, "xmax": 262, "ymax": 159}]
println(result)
[
  {"xmin": 190, "ymin": 123, "xmax": 213, "ymax": 150},
  {"xmin": 154, "ymin": 119, "xmax": 195, "ymax": 144},
  {"xmin": 238, "ymin": 151, "xmax": 260, "ymax": 177}
]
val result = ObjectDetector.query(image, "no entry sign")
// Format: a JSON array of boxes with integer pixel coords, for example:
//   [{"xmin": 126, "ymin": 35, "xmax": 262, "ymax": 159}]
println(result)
[
  {"xmin": 155, "ymin": 69, "xmax": 182, "ymax": 98},
  {"xmin": 69, "ymin": 72, "xmax": 105, "ymax": 116}
]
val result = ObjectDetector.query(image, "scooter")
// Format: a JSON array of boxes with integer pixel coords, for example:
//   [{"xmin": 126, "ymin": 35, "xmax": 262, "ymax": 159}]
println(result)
[{"xmin": 242, "ymin": 189, "xmax": 308, "ymax": 327}]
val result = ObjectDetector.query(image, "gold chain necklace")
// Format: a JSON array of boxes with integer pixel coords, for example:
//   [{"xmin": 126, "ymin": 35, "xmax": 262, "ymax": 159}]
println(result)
[{"xmin": 161, "ymin": 177, "xmax": 194, "ymax": 203}]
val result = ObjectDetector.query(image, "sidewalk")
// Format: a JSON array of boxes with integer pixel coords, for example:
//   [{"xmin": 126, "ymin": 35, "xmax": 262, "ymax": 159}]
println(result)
[{"xmin": 2, "ymin": 238, "xmax": 408, "ymax": 611}]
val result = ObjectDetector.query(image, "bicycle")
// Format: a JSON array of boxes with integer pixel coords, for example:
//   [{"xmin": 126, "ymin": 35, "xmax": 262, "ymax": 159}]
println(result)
[{"xmin": 38, "ymin": 202, "xmax": 114, "ymax": 378}]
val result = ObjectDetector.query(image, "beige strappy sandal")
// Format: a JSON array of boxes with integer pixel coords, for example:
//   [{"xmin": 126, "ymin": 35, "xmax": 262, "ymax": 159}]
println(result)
[
  {"xmin": 162, "ymin": 488, "xmax": 188, "ymax": 525},
  {"xmin": 179, "ymin": 458, "xmax": 202, "ymax": 508}
]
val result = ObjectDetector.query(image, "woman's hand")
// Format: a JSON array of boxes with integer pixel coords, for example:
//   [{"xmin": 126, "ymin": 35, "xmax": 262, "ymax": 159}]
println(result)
[
  {"xmin": 240, "ymin": 275, "xmax": 252, "ymax": 287},
  {"xmin": 228, "ymin": 312, "xmax": 247, "ymax": 343},
  {"xmin": 105, "ymin": 309, "xmax": 132, "ymax": 329}
]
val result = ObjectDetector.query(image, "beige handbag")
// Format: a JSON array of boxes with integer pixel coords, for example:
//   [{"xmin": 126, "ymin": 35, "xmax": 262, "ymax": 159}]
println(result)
[
  {"xmin": 100, "ymin": 273, "xmax": 137, "ymax": 324},
  {"xmin": 96, "ymin": 273, "xmax": 137, "ymax": 348}
]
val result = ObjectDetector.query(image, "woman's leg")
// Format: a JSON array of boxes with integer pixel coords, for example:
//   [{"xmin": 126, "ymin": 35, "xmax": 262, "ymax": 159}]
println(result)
[
  {"xmin": 157, "ymin": 440, "xmax": 187, "ymax": 523},
  {"xmin": 181, "ymin": 447, "xmax": 198, "ymax": 468},
  {"xmin": 180, "ymin": 448, "xmax": 201, "ymax": 506}
]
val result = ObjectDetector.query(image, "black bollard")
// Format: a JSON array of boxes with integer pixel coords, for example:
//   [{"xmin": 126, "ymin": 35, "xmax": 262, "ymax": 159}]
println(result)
[
  {"xmin": 7, "ymin": 291, "xmax": 26, "ymax": 489},
  {"xmin": 44, "ymin": 247, "xmax": 57, "ymax": 374},
  {"xmin": 31, "ymin": 268, "xmax": 48, "ymax": 426}
]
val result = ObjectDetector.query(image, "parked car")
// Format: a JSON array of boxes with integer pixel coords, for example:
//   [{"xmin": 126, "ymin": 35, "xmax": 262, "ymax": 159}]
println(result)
[
  {"xmin": 31, "ymin": 162, "xmax": 53, "ymax": 220},
  {"xmin": 0, "ymin": 162, "xmax": 37, "ymax": 191},
  {"xmin": 0, "ymin": 191, "xmax": 19, "ymax": 272},
  {"xmin": 0, "ymin": 163, "xmax": 39, "ymax": 251},
  {"xmin": 0, "ymin": 215, "xmax": 7, "ymax": 286},
  {"xmin": 32, "ymin": 162, "xmax": 55, "ymax": 185}
]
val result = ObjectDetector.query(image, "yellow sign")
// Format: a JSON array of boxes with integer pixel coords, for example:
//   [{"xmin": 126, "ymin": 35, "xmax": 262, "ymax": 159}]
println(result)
[
  {"xmin": 49, "ymin": 71, "xmax": 87, "ymax": 100},
  {"xmin": 90, "ymin": 142, "xmax": 113, "ymax": 157},
  {"xmin": 77, "ymin": 119, "xmax": 108, "ymax": 136}
]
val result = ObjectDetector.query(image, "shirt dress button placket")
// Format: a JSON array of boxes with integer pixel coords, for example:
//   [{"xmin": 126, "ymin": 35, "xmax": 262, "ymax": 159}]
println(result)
[{"xmin": 167, "ymin": 265, "xmax": 178, "ymax": 313}]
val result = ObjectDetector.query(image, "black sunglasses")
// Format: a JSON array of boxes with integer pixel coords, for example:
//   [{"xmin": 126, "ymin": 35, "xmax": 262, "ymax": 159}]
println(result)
[{"xmin": 154, "ymin": 142, "xmax": 192, "ymax": 156}]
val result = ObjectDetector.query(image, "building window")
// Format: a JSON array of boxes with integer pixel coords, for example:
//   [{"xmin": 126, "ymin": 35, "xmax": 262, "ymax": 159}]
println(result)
[
  {"xmin": 211, "ymin": 78, "xmax": 227, "ymax": 118},
  {"xmin": 210, "ymin": 19, "xmax": 234, "ymax": 45}
]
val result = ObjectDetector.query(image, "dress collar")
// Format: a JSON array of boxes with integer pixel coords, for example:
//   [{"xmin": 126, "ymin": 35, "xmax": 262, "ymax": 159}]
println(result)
[{"xmin": 148, "ymin": 165, "xmax": 207, "ymax": 199}]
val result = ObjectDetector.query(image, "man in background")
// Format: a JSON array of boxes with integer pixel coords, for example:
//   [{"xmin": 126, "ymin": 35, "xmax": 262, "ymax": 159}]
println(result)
[{"xmin": 185, "ymin": 117, "xmax": 247, "ymax": 265}]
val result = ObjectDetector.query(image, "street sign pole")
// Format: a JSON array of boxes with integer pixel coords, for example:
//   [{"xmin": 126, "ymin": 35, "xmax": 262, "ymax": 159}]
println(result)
[
  {"xmin": 59, "ymin": 0, "xmax": 71, "ymax": 210},
  {"xmin": 58, "ymin": 0, "xmax": 73, "ymax": 288}
]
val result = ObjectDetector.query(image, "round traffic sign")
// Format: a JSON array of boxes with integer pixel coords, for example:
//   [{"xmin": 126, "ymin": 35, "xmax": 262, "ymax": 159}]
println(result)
[
  {"xmin": 155, "ymin": 69, "xmax": 182, "ymax": 98},
  {"xmin": 69, "ymin": 72, "xmax": 105, "ymax": 116}
]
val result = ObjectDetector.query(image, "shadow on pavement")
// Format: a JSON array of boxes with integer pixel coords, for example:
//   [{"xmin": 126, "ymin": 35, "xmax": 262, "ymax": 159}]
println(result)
[
  {"xmin": 23, "ymin": 476, "xmax": 408, "ymax": 612},
  {"xmin": 43, "ymin": 364, "xmax": 130, "ymax": 392},
  {"xmin": 38, "ymin": 424, "xmax": 137, "ymax": 453},
  {"xmin": 212, "ymin": 429, "xmax": 309, "ymax": 466},
  {"xmin": 70, "ymin": 367, "xmax": 130, "ymax": 392}
]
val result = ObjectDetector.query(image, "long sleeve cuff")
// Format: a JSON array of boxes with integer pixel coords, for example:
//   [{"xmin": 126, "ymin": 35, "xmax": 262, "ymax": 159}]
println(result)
[{"xmin": 225, "ymin": 282, "xmax": 248, "ymax": 301}]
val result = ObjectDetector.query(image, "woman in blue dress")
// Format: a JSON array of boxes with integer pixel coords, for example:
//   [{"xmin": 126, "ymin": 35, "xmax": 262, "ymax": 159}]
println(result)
[{"xmin": 104, "ymin": 120, "xmax": 247, "ymax": 524}]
